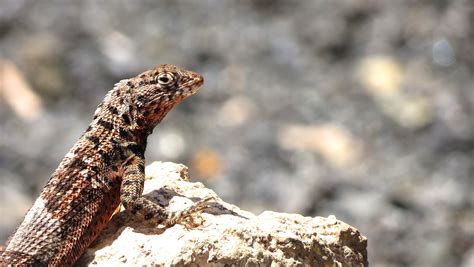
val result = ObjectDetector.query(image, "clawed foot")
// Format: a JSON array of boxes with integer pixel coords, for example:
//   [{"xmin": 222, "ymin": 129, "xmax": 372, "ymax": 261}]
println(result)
[{"xmin": 166, "ymin": 196, "xmax": 215, "ymax": 228}]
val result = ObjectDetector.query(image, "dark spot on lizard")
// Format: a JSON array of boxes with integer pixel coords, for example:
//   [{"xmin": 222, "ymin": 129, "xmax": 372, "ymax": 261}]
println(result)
[
  {"xmin": 137, "ymin": 95, "xmax": 145, "ymax": 103},
  {"xmin": 97, "ymin": 119, "xmax": 114, "ymax": 131},
  {"xmin": 85, "ymin": 125, "xmax": 92, "ymax": 132},
  {"xmin": 70, "ymin": 198, "xmax": 81, "ymax": 207},
  {"xmin": 121, "ymin": 114, "xmax": 131, "ymax": 125},
  {"xmin": 125, "ymin": 170, "xmax": 139, "ymax": 176},
  {"xmin": 70, "ymin": 158, "xmax": 87, "ymax": 169},
  {"xmin": 117, "ymin": 148, "xmax": 127, "ymax": 161},
  {"xmin": 122, "ymin": 180, "xmax": 134, "ymax": 186},
  {"xmin": 83, "ymin": 189, "xmax": 96, "ymax": 202},
  {"xmin": 120, "ymin": 201, "xmax": 130, "ymax": 210},
  {"xmin": 108, "ymin": 106, "xmax": 119, "ymax": 115},
  {"xmin": 86, "ymin": 135, "xmax": 100, "ymax": 145},
  {"xmin": 100, "ymin": 151, "xmax": 112, "ymax": 165},
  {"xmin": 127, "ymin": 81, "xmax": 134, "ymax": 88},
  {"xmin": 127, "ymin": 144, "xmax": 144, "ymax": 158},
  {"xmin": 136, "ymin": 118, "xmax": 146, "ymax": 127},
  {"xmin": 111, "ymin": 138, "xmax": 121, "ymax": 150},
  {"xmin": 137, "ymin": 164, "xmax": 145, "ymax": 173},
  {"xmin": 111, "ymin": 165, "xmax": 118, "ymax": 172},
  {"xmin": 106, "ymin": 178, "xmax": 114, "ymax": 187},
  {"xmin": 131, "ymin": 204, "xmax": 143, "ymax": 215},
  {"xmin": 91, "ymin": 166, "xmax": 100, "ymax": 174},
  {"xmin": 119, "ymin": 127, "xmax": 130, "ymax": 139}
]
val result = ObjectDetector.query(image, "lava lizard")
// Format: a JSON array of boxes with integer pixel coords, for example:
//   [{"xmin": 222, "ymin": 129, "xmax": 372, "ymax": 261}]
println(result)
[{"xmin": 0, "ymin": 64, "xmax": 207, "ymax": 266}]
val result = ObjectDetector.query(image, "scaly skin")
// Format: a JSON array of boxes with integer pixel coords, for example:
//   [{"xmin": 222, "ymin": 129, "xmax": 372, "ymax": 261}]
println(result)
[{"xmin": 0, "ymin": 64, "xmax": 204, "ymax": 266}]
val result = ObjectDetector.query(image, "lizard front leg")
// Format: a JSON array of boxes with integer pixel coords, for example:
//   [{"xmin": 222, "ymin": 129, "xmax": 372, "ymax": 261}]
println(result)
[
  {"xmin": 120, "ymin": 156, "xmax": 168, "ymax": 223},
  {"xmin": 120, "ymin": 155, "xmax": 211, "ymax": 227}
]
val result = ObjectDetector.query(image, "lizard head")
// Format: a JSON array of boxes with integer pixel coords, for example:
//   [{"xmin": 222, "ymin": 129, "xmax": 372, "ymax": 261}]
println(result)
[
  {"xmin": 146, "ymin": 64, "xmax": 204, "ymax": 98},
  {"xmin": 127, "ymin": 64, "xmax": 204, "ymax": 133}
]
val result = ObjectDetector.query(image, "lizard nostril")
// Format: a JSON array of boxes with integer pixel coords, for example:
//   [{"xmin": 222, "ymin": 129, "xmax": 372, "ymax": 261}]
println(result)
[{"xmin": 195, "ymin": 75, "xmax": 204, "ymax": 86}]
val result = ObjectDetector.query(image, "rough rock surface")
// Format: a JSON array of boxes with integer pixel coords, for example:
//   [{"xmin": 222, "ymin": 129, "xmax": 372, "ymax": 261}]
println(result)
[{"xmin": 76, "ymin": 161, "xmax": 368, "ymax": 266}]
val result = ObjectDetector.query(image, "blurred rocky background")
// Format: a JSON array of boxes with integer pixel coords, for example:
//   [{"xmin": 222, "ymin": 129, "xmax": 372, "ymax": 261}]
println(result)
[{"xmin": 0, "ymin": 1, "xmax": 472, "ymax": 266}]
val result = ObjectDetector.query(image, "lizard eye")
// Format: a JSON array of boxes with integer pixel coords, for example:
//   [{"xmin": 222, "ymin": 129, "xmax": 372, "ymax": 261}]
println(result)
[{"xmin": 157, "ymin": 73, "xmax": 175, "ymax": 85}]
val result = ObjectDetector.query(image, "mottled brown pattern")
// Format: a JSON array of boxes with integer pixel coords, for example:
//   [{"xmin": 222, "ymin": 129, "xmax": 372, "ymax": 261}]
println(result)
[{"xmin": 0, "ymin": 64, "xmax": 204, "ymax": 266}]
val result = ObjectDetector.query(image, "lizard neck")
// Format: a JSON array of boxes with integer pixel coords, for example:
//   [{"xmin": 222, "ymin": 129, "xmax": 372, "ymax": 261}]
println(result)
[{"xmin": 131, "ymin": 102, "xmax": 174, "ymax": 137}]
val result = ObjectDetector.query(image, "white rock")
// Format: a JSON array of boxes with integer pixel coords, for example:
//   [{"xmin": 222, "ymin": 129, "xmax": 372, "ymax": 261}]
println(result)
[{"xmin": 77, "ymin": 161, "xmax": 367, "ymax": 267}]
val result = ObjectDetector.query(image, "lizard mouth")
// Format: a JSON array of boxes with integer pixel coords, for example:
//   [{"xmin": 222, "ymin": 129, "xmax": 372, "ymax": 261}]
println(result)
[{"xmin": 180, "ymin": 72, "xmax": 204, "ymax": 95}]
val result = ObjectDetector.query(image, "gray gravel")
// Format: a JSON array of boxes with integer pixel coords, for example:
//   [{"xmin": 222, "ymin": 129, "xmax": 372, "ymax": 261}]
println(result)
[{"xmin": 0, "ymin": 1, "xmax": 473, "ymax": 266}]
